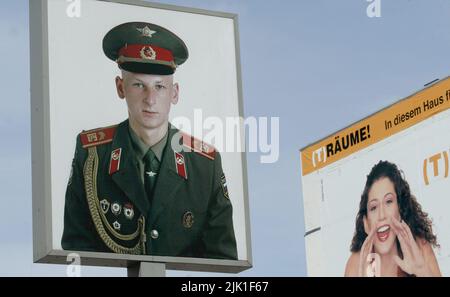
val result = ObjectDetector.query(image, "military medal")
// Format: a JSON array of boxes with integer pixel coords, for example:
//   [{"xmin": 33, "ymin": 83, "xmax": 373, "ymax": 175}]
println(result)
[
  {"xmin": 100, "ymin": 199, "xmax": 110, "ymax": 214},
  {"xmin": 113, "ymin": 221, "xmax": 121, "ymax": 231},
  {"xmin": 123, "ymin": 203, "xmax": 134, "ymax": 220},
  {"xmin": 182, "ymin": 211, "xmax": 194, "ymax": 229},
  {"xmin": 109, "ymin": 148, "xmax": 122, "ymax": 175},
  {"xmin": 175, "ymin": 152, "xmax": 188, "ymax": 179},
  {"xmin": 111, "ymin": 202, "xmax": 122, "ymax": 216}
]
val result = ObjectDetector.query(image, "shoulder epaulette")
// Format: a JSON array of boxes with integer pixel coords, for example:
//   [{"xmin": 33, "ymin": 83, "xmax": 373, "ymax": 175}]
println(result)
[
  {"xmin": 80, "ymin": 124, "xmax": 118, "ymax": 148},
  {"xmin": 181, "ymin": 133, "xmax": 216, "ymax": 160}
]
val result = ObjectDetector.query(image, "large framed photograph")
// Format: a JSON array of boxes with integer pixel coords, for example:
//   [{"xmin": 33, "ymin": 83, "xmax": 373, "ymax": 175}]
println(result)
[
  {"xmin": 300, "ymin": 78, "xmax": 450, "ymax": 276},
  {"xmin": 30, "ymin": 0, "xmax": 251, "ymax": 273}
]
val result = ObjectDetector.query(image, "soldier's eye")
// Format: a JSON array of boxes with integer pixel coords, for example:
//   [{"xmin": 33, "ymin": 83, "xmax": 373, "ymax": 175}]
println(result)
[
  {"xmin": 133, "ymin": 83, "xmax": 145, "ymax": 88},
  {"xmin": 155, "ymin": 84, "xmax": 166, "ymax": 90}
]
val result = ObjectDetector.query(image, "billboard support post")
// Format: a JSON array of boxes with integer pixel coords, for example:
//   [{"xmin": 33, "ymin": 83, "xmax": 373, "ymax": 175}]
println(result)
[{"xmin": 127, "ymin": 262, "xmax": 166, "ymax": 277}]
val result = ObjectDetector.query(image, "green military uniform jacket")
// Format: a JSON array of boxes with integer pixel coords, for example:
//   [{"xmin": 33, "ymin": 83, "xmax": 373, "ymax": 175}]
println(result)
[{"xmin": 62, "ymin": 120, "xmax": 237, "ymax": 260}]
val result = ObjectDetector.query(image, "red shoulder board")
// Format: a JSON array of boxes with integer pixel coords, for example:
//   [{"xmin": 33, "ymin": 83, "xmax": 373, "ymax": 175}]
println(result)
[
  {"xmin": 80, "ymin": 125, "xmax": 118, "ymax": 148},
  {"xmin": 181, "ymin": 133, "xmax": 216, "ymax": 160}
]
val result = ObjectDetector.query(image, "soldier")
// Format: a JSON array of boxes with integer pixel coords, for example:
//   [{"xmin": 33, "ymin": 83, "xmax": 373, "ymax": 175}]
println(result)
[{"xmin": 61, "ymin": 22, "xmax": 238, "ymax": 260}]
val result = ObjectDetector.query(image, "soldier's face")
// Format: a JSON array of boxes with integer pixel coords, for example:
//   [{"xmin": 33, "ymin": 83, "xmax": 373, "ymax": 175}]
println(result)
[{"xmin": 116, "ymin": 71, "xmax": 179, "ymax": 131}]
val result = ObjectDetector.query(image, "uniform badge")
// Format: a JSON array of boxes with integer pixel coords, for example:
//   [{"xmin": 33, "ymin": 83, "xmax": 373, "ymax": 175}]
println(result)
[
  {"xmin": 221, "ymin": 173, "xmax": 229, "ymax": 200},
  {"xmin": 145, "ymin": 171, "xmax": 157, "ymax": 177},
  {"xmin": 100, "ymin": 199, "xmax": 110, "ymax": 214},
  {"xmin": 80, "ymin": 125, "xmax": 117, "ymax": 149},
  {"xmin": 136, "ymin": 26, "xmax": 156, "ymax": 38},
  {"xmin": 109, "ymin": 148, "xmax": 122, "ymax": 175},
  {"xmin": 181, "ymin": 133, "xmax": 216, "ymax": 160},
  {"xmin": 175, "ymin": 152, "xmax": 188, "ymax": 180},
  {"xmin": 86, "ymin": 131, "xmax": 106, "ymax": 143},
  {"xmin": 86, "ymin": 132, "xmax": 98, "ymax": 143},
  {"xmin": 202, "ymin": 142, "xmax": 210, "ymax": 152},
  {"xmin": 140, "ymin": 46, "xmax": 156, "ymax": 60},
  {"xmin": 182, "ymin": 211, "xmax": 194, "ymax": 229},
  {"xmin": 123, "ymin": 203, "xmax": 134, "ymax": 220},
  {"xmin": 111, "ymin": 202, "xmax": 122, "ymax": 216},
  {"xmin": 113, "ymin": 221, "xmax": 121, "ymax": 231}
]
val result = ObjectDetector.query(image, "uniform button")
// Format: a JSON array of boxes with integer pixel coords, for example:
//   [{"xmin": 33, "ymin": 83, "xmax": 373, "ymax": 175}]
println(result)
[{"xmin": 151, "ymin": 229, "xmax": 159, "ymax": 239}]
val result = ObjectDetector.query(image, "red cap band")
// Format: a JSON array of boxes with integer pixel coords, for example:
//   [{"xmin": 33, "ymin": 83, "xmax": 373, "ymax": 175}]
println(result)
[{"xmin": 118, "ymin": 44, "xmax": 174, "ymax": 63}]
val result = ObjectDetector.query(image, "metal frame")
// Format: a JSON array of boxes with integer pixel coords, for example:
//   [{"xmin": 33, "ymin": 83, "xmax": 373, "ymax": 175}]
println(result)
[{"xmin": 30, "ymin": 0, "xmax": 252, "ymax": 274}]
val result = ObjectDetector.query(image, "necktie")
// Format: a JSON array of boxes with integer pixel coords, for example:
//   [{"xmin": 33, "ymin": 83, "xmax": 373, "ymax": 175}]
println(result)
[{"xmin": 143, "ymin": 149, "xmax": 160, "ymax": 203}]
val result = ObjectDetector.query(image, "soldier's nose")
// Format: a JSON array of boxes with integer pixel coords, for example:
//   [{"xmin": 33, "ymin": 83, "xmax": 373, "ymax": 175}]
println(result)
[{"xmin": 143, "ymin": 92, "xmax": 156, "ymax": 105}]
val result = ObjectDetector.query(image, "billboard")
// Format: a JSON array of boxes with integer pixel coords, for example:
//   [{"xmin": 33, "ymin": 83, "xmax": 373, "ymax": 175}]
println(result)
[
  {"xmin": 301, "ymin": 77, "xmax": 450, "ymax": 276},
  {"xmin": 30, "ymin": 0, "xmax": 251, "ymax": 274}
]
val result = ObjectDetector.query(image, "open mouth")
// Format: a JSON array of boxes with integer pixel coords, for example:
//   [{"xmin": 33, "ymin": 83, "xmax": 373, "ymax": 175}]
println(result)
[{"xmin": 376, "ymin": 224, "xmax": 390, "ymax": 242}]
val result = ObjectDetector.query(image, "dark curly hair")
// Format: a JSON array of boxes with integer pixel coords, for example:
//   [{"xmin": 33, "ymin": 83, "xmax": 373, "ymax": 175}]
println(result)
[{"xmin": 350, "ymin": 160, "xmax": 438, "ymax": 252}]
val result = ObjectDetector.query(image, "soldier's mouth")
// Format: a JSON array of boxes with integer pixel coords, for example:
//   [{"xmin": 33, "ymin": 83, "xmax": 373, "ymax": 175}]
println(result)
[{"xmin": 143, "ymin": 110, "xmax": 158, "ymax": 116}]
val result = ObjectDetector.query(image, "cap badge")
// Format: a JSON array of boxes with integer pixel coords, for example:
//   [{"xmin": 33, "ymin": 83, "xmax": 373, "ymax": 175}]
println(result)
[
  {"xmin": 140, "ymin": 46, "xmax": 156, "ymax": 60},
  {"xmin": 137, "ymin": 26, "xmax": 157, "ymax": 38}
]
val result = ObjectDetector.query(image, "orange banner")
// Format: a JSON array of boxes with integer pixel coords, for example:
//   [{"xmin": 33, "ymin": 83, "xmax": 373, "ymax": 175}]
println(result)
[{"xmin": 301, "ymin": 77, "xmax": 450, "ymax": 176}]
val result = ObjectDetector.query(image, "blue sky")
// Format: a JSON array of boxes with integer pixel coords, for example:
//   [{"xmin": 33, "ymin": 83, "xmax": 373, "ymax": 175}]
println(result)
[{"xmin": 1, "ymin": 0, "xmax": 449, "ymax": 276}]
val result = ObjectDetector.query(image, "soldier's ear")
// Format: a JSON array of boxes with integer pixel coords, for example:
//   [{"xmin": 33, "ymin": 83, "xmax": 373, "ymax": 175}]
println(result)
[
  {"xmin": 171, "ymin": 82, "xmax": 179, "ymax": 105},
  {"xmin": 115, "ymin": 76, "xmax": 126, "ymax": 99}
]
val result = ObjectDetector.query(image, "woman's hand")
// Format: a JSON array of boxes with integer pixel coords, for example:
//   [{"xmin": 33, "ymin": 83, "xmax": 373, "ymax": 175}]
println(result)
[
  {"xmin": 391, "ymin": 217, "xmax": 431, "ymax": 276},
  {"xmin": 358, "ymin": 226, "xmax": 377, "ymax": 277}
]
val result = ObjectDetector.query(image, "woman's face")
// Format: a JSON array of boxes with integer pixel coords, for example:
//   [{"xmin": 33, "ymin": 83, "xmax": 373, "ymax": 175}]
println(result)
[{"xmin": 364, "ymin": 177, "xmax": 401, "ymax": 255}]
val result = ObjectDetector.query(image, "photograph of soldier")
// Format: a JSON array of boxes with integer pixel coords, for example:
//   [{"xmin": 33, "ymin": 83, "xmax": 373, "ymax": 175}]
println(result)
[{"xmin": 61, "ymin": 22, "xmax": 238, "ymax": 260}]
